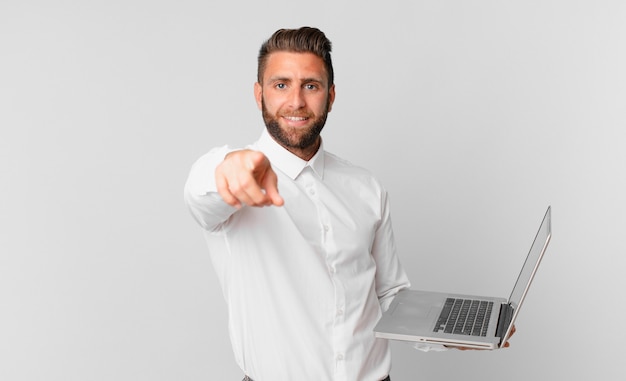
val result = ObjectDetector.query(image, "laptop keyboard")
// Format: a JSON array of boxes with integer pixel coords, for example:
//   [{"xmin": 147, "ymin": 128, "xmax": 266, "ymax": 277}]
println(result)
[{"xmin": 433, "ymin": 298, "xmax": 493, "ymax": 337}]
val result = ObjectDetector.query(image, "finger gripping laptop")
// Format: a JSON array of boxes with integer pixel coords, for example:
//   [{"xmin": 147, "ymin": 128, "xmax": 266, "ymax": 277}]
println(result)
[{"xmin": 374, "ymin": 206, "xmax": 552, "ymax": 350}]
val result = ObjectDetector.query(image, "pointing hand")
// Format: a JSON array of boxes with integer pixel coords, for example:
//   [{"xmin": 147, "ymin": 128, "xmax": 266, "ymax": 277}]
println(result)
[{"xmin": 215, "ymin": 149, "xmax": 284, "ymax": 208}]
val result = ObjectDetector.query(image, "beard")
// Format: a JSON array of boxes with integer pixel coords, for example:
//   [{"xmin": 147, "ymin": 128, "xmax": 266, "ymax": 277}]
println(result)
[{"xmin": 261, "ymin": 97, "xmax": 330, "ymax": 151}]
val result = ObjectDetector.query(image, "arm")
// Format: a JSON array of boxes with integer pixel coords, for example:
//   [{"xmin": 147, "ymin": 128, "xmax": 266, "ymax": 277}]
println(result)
[{"xmin": 372, "ymin": 188, "xmax": 411, "ymax": 312}]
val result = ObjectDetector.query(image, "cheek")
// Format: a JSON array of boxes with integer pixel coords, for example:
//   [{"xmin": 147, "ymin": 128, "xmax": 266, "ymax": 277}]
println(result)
[
  {"xmin": 313, "ymin": 96, "xmax": 331, "ymax": 114},
  {"xmin": 264, "ymin": 100, "xmax": 281, "ymax": 116},
  {"xmin": 262, "ymin": 93, "xmax": 285, "ymax": 113}
]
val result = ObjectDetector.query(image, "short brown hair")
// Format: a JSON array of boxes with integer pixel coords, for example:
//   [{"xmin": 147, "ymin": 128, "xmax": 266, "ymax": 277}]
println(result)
[{"xmin": 257, "ymin": 27, "xmax": 334, "ymax": 86}]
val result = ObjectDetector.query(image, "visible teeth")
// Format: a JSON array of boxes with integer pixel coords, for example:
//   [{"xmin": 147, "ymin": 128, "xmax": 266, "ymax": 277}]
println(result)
[{"xmin": 285, "ymin": 116, "xmax": 307, "ymax": 121}]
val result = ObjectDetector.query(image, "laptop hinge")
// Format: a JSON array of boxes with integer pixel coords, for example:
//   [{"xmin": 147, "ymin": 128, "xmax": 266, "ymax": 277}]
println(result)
[{"xmin": 495, "ymin": 303, "xmax": 514, "ymax": 344}]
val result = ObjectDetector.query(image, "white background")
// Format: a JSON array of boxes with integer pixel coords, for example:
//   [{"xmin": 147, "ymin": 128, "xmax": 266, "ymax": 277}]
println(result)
[{"xmin": 1, "ymin": 1, "xmax": 625, "ymax": 380}]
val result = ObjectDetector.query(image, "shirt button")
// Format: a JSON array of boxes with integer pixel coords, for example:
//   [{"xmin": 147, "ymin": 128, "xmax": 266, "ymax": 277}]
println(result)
[
  {"xmin": 308, "ymin": 187, "xmax": 315, "ymax": 195},
  {"xmin": 336, "ymin": 353, "xmax": 344, "ymax": 361},
  {"xmin": 323, "ymin": 225, "xmax": 329, "ymax": 232},
  {"xmin": 337, "ymin": 309, "xmax": 344, "ymax": 316}
]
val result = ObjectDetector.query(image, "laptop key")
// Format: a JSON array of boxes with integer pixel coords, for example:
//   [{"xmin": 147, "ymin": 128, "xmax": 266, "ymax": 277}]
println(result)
[{"xmin": 434, "ymin": 298, "xmax": 493, "ymax": 337}]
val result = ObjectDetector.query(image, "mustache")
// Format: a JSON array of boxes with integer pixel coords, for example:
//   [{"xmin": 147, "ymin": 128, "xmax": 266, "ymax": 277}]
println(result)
[{"xmin": 279, "ymin": 111, "xmax": 314, "ymax": 118}]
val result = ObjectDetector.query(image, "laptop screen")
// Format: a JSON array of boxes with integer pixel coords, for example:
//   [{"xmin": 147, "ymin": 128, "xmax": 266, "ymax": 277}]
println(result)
[{"xmin": 507, "ymin": 206, "xmax": 552, "ymax": 310}]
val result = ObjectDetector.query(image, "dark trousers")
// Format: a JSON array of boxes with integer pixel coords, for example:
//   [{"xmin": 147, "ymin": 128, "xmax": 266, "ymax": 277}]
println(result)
[{"xmin": 242, "ymin": 376, "xmax": 390, "ymax": 381}]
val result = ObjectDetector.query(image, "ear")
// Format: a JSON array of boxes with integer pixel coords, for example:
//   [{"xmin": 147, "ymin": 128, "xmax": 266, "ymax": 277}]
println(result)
[
  {"xmin": 254, "ymin": 82, "xmax": 263, "ymax": 110},
  {"xmin": 327, "ymin": 84, "xmax": 336, "ymax": 112}
]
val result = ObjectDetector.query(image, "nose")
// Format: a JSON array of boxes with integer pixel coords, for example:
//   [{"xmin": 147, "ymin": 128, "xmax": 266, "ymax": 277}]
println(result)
[{"xmin": 288, "ymin": 87, "xmax": 306, "ymax": 109}]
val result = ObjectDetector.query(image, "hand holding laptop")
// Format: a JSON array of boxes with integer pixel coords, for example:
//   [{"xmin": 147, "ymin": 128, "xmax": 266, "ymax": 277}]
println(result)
[
  {"xmin": 375, "ymin": 207, "xmax": 551, "ymax": 350},
  {"xmin": 454, "ymin": 325, "xmax": 516, "ymax": 350}
]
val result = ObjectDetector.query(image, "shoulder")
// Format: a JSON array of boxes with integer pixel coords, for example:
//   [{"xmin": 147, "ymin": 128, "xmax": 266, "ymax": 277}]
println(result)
[{"xmin": 324, "ymin": 151, "xmax": 386, "ymax": 192}]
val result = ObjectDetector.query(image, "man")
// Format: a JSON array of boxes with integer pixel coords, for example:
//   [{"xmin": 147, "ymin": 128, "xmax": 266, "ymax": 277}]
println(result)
[{"xmin": 184, "ymin": 26, "xmax": 410, "ymax": 380}]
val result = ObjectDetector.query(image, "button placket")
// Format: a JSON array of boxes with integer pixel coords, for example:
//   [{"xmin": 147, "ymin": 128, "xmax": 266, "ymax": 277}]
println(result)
[{"xmin": 301, "ymin": 167, "xmax": 348, "ymax": 374}]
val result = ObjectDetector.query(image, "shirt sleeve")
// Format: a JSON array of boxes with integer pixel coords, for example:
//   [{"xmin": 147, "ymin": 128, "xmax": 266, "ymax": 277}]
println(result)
[
  {"xmin": 372, "ymin": 187, "xmax": 411, "ymax": 312},
  {"xmin": 184, "ymin": 145, "xmax": 239, "ymax": 232},
  {"xmin": 373, "ymin": 189, "xmax": 448, "ymax": 352}
]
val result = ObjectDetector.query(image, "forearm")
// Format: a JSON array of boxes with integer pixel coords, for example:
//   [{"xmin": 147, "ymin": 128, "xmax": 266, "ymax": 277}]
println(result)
[
  {"xmin": 184, "ymin": 188, "xmax": 237, "ymax": 232},
  {"xmin": 184, "ymin": 146, "xmax": 238, "ymax": 231}
]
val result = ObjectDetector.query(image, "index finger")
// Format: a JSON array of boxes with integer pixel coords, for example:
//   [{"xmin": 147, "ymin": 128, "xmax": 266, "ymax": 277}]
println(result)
[{"xmin": 260, "ymin": 167, "xmax": 284, "ymax": 207}]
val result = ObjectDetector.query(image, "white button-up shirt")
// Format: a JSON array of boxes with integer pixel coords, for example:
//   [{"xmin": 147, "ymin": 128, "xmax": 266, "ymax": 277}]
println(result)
[{"xmin": 184, "ymin": 129, "xmax": 410, "ymax": 380}]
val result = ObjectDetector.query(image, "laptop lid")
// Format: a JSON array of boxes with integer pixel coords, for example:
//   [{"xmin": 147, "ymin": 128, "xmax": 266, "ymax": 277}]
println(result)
[{"xmin": 500, "ymin": 206, "xmax": 552, "ymax": 347}]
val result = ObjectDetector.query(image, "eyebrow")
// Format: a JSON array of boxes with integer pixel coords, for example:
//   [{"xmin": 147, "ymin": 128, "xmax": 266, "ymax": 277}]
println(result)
[{"xmin": 267, "ymin": 76, "xmax": 325, "ymax": 85}]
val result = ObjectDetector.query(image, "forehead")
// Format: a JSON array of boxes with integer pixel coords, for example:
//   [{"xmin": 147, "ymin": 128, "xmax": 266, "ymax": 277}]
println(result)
[{"xmin": 262, "ymin": 51, "xmax": 328, "ymax": 82}]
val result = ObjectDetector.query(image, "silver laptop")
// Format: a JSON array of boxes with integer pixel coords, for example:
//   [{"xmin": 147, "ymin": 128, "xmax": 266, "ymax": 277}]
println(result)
[{"xmin": 374, "ymin": 206, "xmax": 552, "ymax": 349}]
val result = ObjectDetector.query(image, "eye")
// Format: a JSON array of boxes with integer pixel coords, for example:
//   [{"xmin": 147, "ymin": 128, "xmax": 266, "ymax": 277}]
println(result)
[
  {"xmin": 304, "ymin": 84, "xmax": 318, "ymax": 90},
  {"xmin": 275, "ymin": 83, "xmax": 287, "ymax": 89}
]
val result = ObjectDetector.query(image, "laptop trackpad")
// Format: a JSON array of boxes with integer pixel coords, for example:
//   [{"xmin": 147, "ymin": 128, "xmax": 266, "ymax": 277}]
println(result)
[{"xmin": 392, "ymin": 302, "xmax": 434, "ymax": 319}]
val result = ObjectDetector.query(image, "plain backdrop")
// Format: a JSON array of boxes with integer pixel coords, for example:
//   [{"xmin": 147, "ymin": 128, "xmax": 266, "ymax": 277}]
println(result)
[{"xmin": 1, "ymin": 1, "xmax": 625, "ymax": 380}]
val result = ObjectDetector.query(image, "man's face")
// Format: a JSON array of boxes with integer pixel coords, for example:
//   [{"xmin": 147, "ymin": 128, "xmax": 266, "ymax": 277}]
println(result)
[{"xmin": 254, "ymin": 51, "xmax": 335, "ymax": 159}]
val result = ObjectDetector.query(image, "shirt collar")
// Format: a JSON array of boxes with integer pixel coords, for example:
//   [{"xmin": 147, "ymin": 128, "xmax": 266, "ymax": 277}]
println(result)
[{"xmin": 255, "ymin": 128, "xmax": 325, "ymax": 180}]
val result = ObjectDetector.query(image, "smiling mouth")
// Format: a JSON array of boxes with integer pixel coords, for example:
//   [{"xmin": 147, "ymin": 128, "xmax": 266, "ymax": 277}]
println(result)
[{"xmin": 282, "ymin": 115, "xmax": 309, "ymax": 121}]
